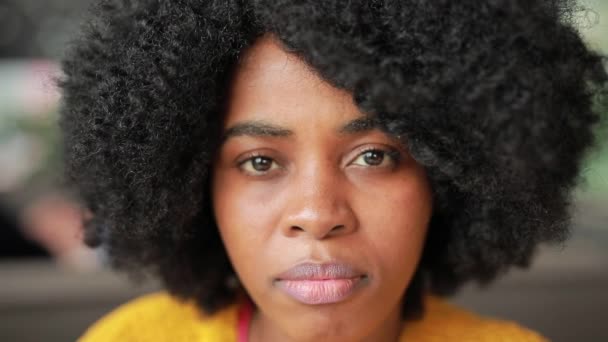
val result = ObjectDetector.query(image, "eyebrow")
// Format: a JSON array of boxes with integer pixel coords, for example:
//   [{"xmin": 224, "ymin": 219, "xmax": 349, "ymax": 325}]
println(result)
[{"xmin": 220, "ymin": 115, "xmax": 381, "ymax": 145}]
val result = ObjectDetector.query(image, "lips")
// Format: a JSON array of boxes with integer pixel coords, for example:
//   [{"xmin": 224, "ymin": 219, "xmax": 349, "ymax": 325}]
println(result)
[{"xmin": 274, "ymin": 262, "xmax": 367, "ymax": 305}]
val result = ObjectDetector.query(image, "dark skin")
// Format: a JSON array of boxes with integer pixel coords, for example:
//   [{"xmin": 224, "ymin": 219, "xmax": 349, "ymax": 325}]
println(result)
[{"xmin": 211, "ymin": 35, "xmax": 433, "ymax": 342}]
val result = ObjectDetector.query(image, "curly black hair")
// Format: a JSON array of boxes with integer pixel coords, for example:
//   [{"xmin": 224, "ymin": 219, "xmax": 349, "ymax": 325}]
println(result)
[{"xmin": 59, "ymin": 0, "xmax": 607, "ymax": 319}]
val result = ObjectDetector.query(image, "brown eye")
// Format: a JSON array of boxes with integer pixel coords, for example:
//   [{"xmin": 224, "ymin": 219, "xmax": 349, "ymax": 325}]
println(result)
[
  {"xmin": 362, "ymin": 150, "xmax": 385, "ymax": 166},
  {"xmin": 250, "ymin": 156, "xmax": 273, "ymax": 171},
  {"xmin": 238, "ymin": 155, "xmax": 278, "ymax": 175},
  {"xmin": 351, "ymin": 148, "xmax": 401, "ymax": 168}
]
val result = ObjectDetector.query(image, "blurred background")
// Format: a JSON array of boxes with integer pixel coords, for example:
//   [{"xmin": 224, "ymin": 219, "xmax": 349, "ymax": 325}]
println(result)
[{"xmin": 0, "ymin": 0, "xmax": 606, "ymax": 341}]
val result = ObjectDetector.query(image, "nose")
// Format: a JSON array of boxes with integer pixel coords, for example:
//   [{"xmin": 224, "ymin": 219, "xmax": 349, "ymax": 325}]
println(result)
[{"xmin": 280, "ymin": 164, "xmax": 357, "ymax": 240}]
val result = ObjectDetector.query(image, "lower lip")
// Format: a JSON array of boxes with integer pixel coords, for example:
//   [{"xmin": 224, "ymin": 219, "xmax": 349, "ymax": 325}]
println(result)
[{"xmin": 275, "ymin": 277, "xmax": 365, "ymax": 305}]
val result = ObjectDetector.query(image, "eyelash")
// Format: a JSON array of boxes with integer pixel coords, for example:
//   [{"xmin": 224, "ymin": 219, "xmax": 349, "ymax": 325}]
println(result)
[{"xmin": 236, "ymin": 146, "xmax": 403, "ymax": 177}]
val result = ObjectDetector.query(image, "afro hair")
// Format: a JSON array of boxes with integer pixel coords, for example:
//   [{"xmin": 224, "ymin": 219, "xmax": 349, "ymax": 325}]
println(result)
[{"xmin": 59, "ymin": 0, "xmax": 607, "ymax": 318}]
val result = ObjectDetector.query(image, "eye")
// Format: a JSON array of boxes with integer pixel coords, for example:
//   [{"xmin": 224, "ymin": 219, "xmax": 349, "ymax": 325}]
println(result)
[
  {"xmin": 351, "ymin": 147, "xmax": 402, "ymax": 168},
  {"xmin": 237, "ymin": 153, "xmax": 280, "ymax": 176}
]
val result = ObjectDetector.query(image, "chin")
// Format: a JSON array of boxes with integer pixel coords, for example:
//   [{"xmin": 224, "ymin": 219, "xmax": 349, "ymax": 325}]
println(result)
[{"xmin": 279, "ymin": 308, "xmax": 372, "ymax": 342}]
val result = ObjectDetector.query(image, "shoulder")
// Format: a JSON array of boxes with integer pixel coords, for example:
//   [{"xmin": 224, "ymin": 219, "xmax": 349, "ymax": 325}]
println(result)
[
  {"xmin": 400, "ymin": 294, "xmax": 549, "ymax": 342},
  {"xmin": 78, "ymin": 291, "xmax": 239, "ymax": 342}
]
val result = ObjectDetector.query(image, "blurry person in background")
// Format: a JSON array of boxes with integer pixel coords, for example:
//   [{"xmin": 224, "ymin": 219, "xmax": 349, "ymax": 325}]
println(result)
[
  {"xmin": 18, "ymin": 191, "xmax": 99, "ymax": 270},
  {"xmin": 0, "ymin": 190, "xmax": 99, "ymax": 270},
  {"xmin": 0, "ymin": 58, "xmax": 99, "ymax": 269}
]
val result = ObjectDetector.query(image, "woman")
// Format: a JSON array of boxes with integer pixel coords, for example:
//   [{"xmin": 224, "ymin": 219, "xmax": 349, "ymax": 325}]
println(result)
[{"xmin": 59, "ymin": 0, "xmax": 607, "ymax": 341}]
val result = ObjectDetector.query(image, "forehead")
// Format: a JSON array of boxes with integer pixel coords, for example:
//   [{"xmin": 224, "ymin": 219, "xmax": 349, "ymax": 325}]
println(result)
[
  {"xmin": 222, "ymin": 34, "xmax": 366, "ymax": 131},
  {"xmin": 233, "ymin": 34, "xmax": 330, "ymax": 95}
]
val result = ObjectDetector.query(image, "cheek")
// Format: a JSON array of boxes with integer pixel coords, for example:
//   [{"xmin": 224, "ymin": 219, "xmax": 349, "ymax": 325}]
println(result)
[
  {"xmin": 359, "ymin": 169, "xmax": 432, "ymax": 282},
  {"xmin": 211, "ymin": 171, "xmax": 276, "ymax": 268}
]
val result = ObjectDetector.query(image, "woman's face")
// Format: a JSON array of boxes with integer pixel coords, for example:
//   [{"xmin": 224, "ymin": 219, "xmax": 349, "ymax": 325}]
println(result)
[{"xmin": 211, "ymin": 35, "xmax": 433, "ymax": 341}]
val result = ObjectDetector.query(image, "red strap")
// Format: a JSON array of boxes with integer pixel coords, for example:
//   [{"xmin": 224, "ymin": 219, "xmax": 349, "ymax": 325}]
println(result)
[{"xmin": 237, "ymin": 296, "xmax": 254, "ymax": 342}]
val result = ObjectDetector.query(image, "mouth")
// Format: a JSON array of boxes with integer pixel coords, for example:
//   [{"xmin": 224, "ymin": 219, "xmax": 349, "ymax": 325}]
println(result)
[{"xmin": 274, "ymin": 262, "xmax": 368, "ymax": 305}]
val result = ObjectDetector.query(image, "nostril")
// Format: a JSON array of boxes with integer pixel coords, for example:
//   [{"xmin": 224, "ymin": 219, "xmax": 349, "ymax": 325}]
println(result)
[
  {"xmin": 287, "ymin": 224, "xmax": 350, "ymax": 238},
  {"xmin": 291, "ymin": 226, "xmax": 305, "ymax": 232},
  {"xmin": 330, "ymin": 225, "xmax": 345, "ymax": 233}
]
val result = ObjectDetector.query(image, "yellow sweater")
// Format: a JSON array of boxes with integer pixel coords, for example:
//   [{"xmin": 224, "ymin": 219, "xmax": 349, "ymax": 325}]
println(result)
[{"xmin": 78, "ymin": 291, "xmax": 548, "ymax": 341}]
